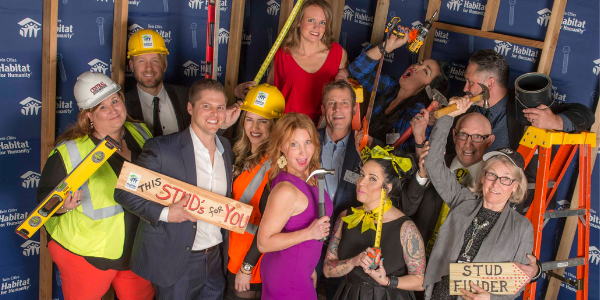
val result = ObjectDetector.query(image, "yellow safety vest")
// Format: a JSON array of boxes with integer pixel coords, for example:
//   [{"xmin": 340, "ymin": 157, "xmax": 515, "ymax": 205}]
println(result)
[{"xmin": 44, "ymin": 122, "xmax": 152, "ymax": 259}]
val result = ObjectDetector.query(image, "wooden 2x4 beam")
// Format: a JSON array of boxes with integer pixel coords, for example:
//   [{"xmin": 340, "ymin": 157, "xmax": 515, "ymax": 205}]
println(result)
[{"xmin": 432, "ymin": 22, "xmax": 545, "ymax": 49}]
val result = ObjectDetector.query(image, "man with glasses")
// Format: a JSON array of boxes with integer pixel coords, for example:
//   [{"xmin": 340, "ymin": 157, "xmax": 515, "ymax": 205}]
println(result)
[{"xmin": 405, "ymin": 112, "xmax": 494, "ymax": 261}]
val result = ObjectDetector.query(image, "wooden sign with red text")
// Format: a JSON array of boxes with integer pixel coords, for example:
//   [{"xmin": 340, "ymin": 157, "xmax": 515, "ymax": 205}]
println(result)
[
  {"xmin": 449, "ymin": 263, "xmax": 529, "ymax": 295},
  {"xmin": 117, "ymin": 162, "xmax": 252, "ymax": 234}
]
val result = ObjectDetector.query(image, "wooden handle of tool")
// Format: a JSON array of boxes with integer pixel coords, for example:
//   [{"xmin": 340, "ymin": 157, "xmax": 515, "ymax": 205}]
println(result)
[
  {"xmin": 433, "ymin": 94, "xmax": 483, "ymax": 118},
  {"xmin": 392, "ymin": 101, "xmax": 438, "ymax": 149},
  {"xmin": 359, "ymin": 117, "xmax": 369, "ymax": 151}
]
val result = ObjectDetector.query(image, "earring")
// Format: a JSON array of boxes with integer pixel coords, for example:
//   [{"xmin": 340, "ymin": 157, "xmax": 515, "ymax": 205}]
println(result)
[
  {"xmin": 277, "ymin": 155, "xmax": 287, "ymax": 169},
  {"xmin": 90, "ymin": 121, "xmax": 94, "ymax": 129}
]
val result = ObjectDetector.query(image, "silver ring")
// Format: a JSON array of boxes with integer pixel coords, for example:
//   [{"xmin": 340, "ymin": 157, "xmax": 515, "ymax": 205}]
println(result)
[
  {"xmin": 417, "ymin": 115, "xmax": 422, "ymax": 120},
  {"xmin": 76, "ymin": 200, "xmax": 81, "ymax": 204}
]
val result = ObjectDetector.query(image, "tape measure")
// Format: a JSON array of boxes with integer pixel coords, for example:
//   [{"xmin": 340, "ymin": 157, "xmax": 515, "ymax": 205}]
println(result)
[
  {"xmin": 15, "ymin": 136, "xmax": 120, "ymax": 239},
  {"xmin": 253, "ymin": 0, "xmax": 305, "ymax": 83},
  {"xmin": 367, "ymin": 188, "xmax": 386, "ymax": 269}
]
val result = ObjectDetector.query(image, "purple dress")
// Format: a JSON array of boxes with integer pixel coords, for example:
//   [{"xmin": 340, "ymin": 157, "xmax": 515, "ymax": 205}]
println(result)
[{"xmin": 260, "ymin": 171, "xmax": 333, "ymax": 300}]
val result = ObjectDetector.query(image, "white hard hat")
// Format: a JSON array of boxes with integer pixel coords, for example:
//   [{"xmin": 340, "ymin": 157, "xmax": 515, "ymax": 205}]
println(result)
[{"xmin": 73, "ymin": 71, "xmax": 121, "ymax": 109}]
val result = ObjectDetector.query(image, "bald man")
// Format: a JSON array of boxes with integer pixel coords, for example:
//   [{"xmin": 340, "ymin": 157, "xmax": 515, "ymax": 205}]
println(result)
[{"xmin": 405, "ymin": 112, "xmax": 494, "ymax": 257}]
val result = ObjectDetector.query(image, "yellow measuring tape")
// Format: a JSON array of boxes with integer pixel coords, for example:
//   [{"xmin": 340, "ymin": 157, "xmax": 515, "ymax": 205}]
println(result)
[
  {"xmin": 374, "ymin": 188, "xmax": 386, "ymax": 248},
  {"xmin": 15, "ymin": 137, "xmax": 120, "ymax": 239},
  {"xmin": 253, "ymin": 0, "xmax": 305, "ymax": 83}
]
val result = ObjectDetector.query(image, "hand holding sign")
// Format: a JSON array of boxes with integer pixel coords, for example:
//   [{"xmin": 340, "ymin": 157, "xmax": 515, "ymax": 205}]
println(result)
[
  {"xmin": 449, "ymin": 263, "xmax": 529, "ymax": 295},
  {"xmin": 167, "ymin": 194, "xmax": 197, "ymax": 223},
  {"xmin": 460, "ymin": 282, "xmax": 491, "ymax": 300}
]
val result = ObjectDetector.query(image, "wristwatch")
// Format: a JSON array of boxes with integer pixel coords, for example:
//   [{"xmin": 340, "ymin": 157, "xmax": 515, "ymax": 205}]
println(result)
[{"xmin": 241, "ymin": 262, "xmax": 254, "ymax": 273}]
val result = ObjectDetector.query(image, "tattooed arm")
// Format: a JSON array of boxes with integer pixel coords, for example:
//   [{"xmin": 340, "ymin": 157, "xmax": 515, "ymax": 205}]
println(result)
[
  {"xmin": 323, "ymin": 211, "xmax": 370, "ymax": 278},
  {"xmin": 397, "ymin": 220, "xmax": 426, "ymax": 291}
]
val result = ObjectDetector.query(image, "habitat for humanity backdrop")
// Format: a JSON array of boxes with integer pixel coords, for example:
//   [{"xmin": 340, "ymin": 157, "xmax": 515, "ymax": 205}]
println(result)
[
  {"xmin": 0, "ymin": 0, "xmax": 232, "ymax": 299},
  {"xmin": 0, "ymin": 0, "xmax": 597, "ymax": 300}
]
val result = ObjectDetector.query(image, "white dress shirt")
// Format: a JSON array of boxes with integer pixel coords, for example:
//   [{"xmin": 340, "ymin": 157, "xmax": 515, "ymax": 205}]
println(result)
[
  {"xmin": 159, "ymin": 127, "xmax": 227, "ymax": 250},
  {"xmin": 137, "ymin": 85, "xmax": 180, "ymax": 135}
]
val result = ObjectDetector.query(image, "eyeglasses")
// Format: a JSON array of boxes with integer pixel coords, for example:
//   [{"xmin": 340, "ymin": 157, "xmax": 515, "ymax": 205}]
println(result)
[
  {"xmin": 484, "ymin": 171, "xmax": 516, "ymax": 186},
  {"xmin": 455, "ymin": 132, "xmax": 491, "ymax": 143}
]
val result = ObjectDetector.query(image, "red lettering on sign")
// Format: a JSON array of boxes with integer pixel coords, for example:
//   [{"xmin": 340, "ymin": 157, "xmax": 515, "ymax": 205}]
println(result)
[
  {"xmin": 171, "ymin": 187, "xmax": 184, "ymax": 203},
  {"xmin": 156, "ymin": 184, "xmax": 172, "ymax": 200},
  {"xmin": 224, "ymin": 204, "xmax": 236, "ymax": 222},
  {"xmin": 230, "ymin": 212, "xmax": 240, "ymax": 225},
  {"xmin": 188, "ymin": 195, "xmax": 200, "ymax": 211},
  {"xmin": 197, "ymin": 200, "xmax": 205, "ymax": 214},
  {"xmin": 238, "ymin": 215, "xmax": 249, "ymax": 228}
]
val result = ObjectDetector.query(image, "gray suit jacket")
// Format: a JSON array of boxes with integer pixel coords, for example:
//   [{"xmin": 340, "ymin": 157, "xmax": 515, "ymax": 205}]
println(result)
[
  {"xmin": 423, "ymin": 116, "xmax": 533, "ymax": 300},
  {"xmin": 114, "ymin": 127, "xmax": 233, "ymax": 287}
]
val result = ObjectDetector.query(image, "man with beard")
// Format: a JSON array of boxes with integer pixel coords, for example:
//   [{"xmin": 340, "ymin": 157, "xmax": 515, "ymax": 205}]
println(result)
[{"xmin": 125, "ymin": 29, "xmax": 191, "ymax": 136}]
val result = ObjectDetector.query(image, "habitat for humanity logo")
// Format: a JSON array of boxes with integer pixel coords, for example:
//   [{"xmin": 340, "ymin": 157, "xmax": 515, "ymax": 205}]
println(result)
[
  {"xmin": 434, "ymin": 29, "xmax": 449, "ymax": 44},
  {"xmin": 0, "ymin": 57, "xmax": 32, "ymax": 79},
  {"xmin": 0, "ymin": 208, "xmax": 28, "ymax": 228},
  {"xmin": 219, "ymin": 28, "xmax": 229, "ymax": 44},
  {"xmin": 128, "ymin": 24, "xmax": 144, "ymax": 37},
  {"xmin": 448, "ymin": 62, "xmax": 466, "ymax": 81},
  {"xmin": 591, "ymin": 208, "xmax": 600, "ymax": 230},
  {"xmin": 593, "ymin": 59, "xmax": 600, "ymax": 75},
  {"xmin": 590, "ymin": 246, "xmax": 600, "ymax": 265},
  {"xmin": 345, "ymin": 6, "xmax": 373, "ymax": 27},
  {"xmin": 21, "ymin": 171, "xmax": 40, "ymax": 188},
  {"xmin": 129, "ymin": 0, "xmax": 141, "ymax": 5},
  {"xmin": 21, "ymin": 241, "xmax": 40, "ymax": 256},
  {"xmin": 447, "ymin": 0, "xmax": 485, "ymax": 16},
  {"xmin": 343, "ymin": 5, "xmax": 354, "ymax": 21},
  {"xmin": 183, "ymin": 60, "xmax": 200, "ymax": 77},
  {"xmin": 148, "ymin": 24, "xmax": 172, "ymax": 43},
  {"xmin": 19, "ymin": 97, "xmax": 41, "ymax": 116},
  {"xmin": 267, "ymin": 0, "xmax": 280, "ymax": 15},
  {"xmin": 88, "ymin": 59, "xmax": 109, "ymax": 74},
  {"xmin": 56, "ymin": 96, "xmax": 74, "ymax": 114},
  {"xmin": 0, "ymin": 136, "xmax": 31, "ymax": 155},
  {"xmin": 494, "ymin": 40, "xmax": 538, "ymax": 63},
  {"xmin": 57, "ymin": 19, "xmax": 74, "ymax": 39},
  {"xmin": 18, "ymin": 18, "xmax": 41, "ymax": 38},
  {"xmin": 551, "ymin": 86, "xmax": 567, "ymax": 102},
  {"xmin": 189, "ymin": 0, "xmax": 204, "ymax": 9},
  {"xmin": 0, "ymin": 275, "xmax": 31, "ymax": 295},
  {"xmin": 537, "ymin": 9, "xmax": 586, "ymax": 34}
]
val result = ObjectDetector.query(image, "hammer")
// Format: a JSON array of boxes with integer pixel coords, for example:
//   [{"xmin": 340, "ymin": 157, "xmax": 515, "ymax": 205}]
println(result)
[
  {"xmin": 433, "ymin": 83, "xmax": 490, "ymax": 118},
  {"xmin": 306, "ymin": 169, "xmax": 335, "ymax": 241},
  {"xmin": 392, "ymin": 85, "xmax": 449, "ymax": 149}
]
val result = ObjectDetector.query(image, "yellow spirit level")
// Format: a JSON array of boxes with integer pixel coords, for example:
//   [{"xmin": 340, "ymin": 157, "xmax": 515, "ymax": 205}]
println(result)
[{"xmin": 15, "ymin": 136, "xmax": 120, "ymax": 239}]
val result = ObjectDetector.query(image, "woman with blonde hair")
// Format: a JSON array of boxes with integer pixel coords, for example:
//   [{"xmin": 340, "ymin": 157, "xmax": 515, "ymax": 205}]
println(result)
[
  {"xmin": 234, "ymin": 0, "xmax": 349, "ymax": 124},
  {"xmin": 421, "ymin": 98, "xmax": 540, "ymax": 300},
  {"xmin": 257, "ymin": 112, "xmax": 333, "ymax": 299},
  {"xmin": 225, "ymin": 85, "xmax": 284, "ymax": 300},
  {"xmin": 37, "ymin": 72, "xmax": 154, "ymax": 300}
]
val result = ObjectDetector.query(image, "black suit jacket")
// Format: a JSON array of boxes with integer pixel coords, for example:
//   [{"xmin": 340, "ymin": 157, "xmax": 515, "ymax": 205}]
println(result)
[
  {"xmin": 125, "ymin": 83, "xmax": 191, "ymax": 134},
  {"xmin": 404, "ymin": 154, "xmax": 455, "ymax": 245},
  {"xmin": 317, "ymin": 128, "xmax": 361, "ymax": 224},
  {"xmin": 114, "ymin": 128, "xmax": 233, "ymax": 287}
]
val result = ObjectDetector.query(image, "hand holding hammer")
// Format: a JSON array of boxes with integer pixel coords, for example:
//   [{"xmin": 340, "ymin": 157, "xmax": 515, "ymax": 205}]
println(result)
[{"xmin": 433, "ymin": 83, "xmax": 490, "ymax": 118}]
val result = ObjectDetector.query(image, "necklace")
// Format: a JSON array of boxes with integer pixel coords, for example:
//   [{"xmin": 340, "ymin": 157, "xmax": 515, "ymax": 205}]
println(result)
[
  {"xmin": 459, "ymin": 217, "xmax": 489, "ymax": 263},
  {"xmin": 93, "ymin": 129, "xmax": 125, "ymax": 152}
]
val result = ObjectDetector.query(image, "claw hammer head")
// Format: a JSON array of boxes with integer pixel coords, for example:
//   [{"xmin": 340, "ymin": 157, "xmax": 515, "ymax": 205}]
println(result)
[
  {"xmin": 425, "ymin": 85, "xmax": 449, "ymax": 106},
  {"xmin": 477, "ymin": 83, "xmax": 491, "ymax": 109},
  {"xmin": 306, "ymin": 169, "xmax": 335, "ymax": 182}
]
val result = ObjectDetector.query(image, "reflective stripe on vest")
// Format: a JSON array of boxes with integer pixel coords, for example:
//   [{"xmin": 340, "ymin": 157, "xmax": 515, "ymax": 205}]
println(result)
[
  {"xmin": 124, "ymin": 121, "xmax": 152, "ymax": 147},
  {"xmin": 237, "ymin": 160, "xmax": 270, "ymax": 235},
  {"xmin": 64, "ymin": 141, "xmax": 124, "ymax": 220}
]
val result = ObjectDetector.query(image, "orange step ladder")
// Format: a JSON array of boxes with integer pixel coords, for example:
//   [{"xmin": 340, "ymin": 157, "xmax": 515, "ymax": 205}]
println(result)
[{"xmin": 517, "ymin": 127, "xmax": 595, "ymax": 300}]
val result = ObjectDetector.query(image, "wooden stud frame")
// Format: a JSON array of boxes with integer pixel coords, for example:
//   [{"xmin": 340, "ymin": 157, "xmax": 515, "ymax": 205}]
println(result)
[
  {"xmin": 111, "ymin": 0, "xmax": 128, "ymax": 87},
  {"xmin": 223, "ymin": 0, "xmax": 245, "ymax": 104},
  {"xmin": 40, "ymin": 0, "xmax": 58, "ymax": 299}
]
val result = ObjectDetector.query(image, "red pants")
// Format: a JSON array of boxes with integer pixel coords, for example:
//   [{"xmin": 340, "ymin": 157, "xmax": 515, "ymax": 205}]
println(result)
[{"xmin": 49, "ymin": 241, "xmax": 154, "ymax": 300}]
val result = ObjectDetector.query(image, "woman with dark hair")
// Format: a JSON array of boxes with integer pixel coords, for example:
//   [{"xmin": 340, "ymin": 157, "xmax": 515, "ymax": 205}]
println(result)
[
  {"xmin": 225, "ymin": 85, "xmax": 285, "ymax": 300},
  {"xmin": 323, "ymin": 146, "xmax": 426, "ymax": 300},
  {"xmin": 257, "ymin": 112, "xmax": 333, "ymax": 300},
  {"xmin": 350, "ymin": 28, "xmax": 450, "ymax": 150},
  {"xmin": 37, "ymin": 72, "xmax": 154, "ymax": 299},
  {"xmin": 234, "ymin": 0, "xmax": 349, "ymax": 124}
]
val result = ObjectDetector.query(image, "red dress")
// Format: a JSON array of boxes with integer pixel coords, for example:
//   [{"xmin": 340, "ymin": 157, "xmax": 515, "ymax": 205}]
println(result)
[{"xmin": 274, "ymin": 42, "xmax": 343, "ymax": 123}]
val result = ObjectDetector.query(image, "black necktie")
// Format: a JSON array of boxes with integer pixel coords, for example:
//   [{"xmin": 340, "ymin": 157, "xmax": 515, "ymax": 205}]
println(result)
[{"xmin": 152, "ymin": 97, "xmax": 163, "ymax": 136}]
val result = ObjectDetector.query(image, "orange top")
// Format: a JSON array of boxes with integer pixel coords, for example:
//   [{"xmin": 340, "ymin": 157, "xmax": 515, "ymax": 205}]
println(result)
[{"xmin": 227, "ymin": 159, "xmax": 270, "ymax": 283}]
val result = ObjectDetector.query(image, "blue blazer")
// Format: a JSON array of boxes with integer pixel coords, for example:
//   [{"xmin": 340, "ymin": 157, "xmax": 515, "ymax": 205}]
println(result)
[
  {"xmin": 115, "ymin": 127, "xmax": 233, "ymax": 287},
  {"xmin": 317, "ymin": 128, "xmax": 361, "ymax": 224}
]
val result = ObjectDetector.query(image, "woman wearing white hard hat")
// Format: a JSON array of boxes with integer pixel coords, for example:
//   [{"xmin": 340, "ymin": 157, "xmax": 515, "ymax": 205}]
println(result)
[{"xmin": 37, "ymin": 71, "xmax": 154, "ymax": 300}]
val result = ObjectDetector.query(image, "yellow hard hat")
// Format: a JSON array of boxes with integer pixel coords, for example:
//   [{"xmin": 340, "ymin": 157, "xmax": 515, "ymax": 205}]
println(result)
[
  {"xmin": 127, "ymin": 29, "xmax": 169, "ymax": 59},
  {"xmin": 241, "ymin": 84, "xmax": 285, "ymax": 119}
]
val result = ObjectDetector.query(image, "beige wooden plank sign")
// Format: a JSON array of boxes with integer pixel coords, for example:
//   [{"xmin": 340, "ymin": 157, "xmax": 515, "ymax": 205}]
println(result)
[
  {"xmin": 117, "ymin": 162, "xmax": 252, "ymax": 234},
  {"xmin": 449, "ymin": 263, "xmax": 529, "ymax": 295}
]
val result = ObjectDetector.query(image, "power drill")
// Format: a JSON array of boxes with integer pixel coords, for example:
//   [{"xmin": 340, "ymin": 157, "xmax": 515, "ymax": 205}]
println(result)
[
  {"xmin": 385, "ymin": 10, "xmax": 439, "ymax": 54},
  {"xmin": 407, "ymin": 9, "xmax": 438, "ymax": 53}
]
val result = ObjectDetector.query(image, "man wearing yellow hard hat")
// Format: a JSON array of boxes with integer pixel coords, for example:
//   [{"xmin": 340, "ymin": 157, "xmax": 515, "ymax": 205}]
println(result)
[{"xmin": 125, "ymin": 29, "xmax": 191, "ymax": 136}]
